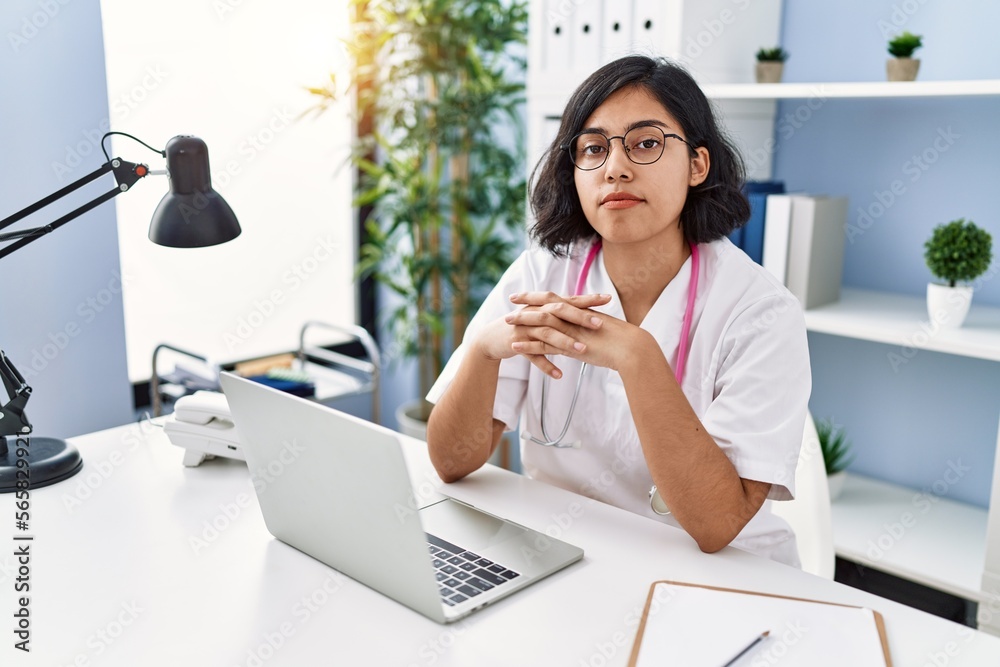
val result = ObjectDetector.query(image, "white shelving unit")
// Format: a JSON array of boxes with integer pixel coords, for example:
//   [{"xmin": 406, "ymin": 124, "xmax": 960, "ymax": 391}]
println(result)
[
  {"xmin": 831, "ymin": 472, "xmax": 988, "ymax": 602},
  {"xmin": 703, "ymin": 79, "xmax": 1000, "ymax": 99},
  {"xmin": 805, "ymin": 288, "xmax": 1000, "ymax": 362},
  {"xmin": 803, "ymin": 289, "xmax": 1000, "ymax": 618}
]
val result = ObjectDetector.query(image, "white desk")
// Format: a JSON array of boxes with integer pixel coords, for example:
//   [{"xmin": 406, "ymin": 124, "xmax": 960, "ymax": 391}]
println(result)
[{"xmin": 4, "ymin": 420, "xmax": 1000, "ymax": 666}]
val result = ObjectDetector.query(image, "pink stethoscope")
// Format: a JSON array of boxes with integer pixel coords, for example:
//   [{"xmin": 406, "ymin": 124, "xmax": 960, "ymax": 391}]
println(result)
[{"xmin": 523, "ymin": 238, "xmax": 700, "ymax": 452}]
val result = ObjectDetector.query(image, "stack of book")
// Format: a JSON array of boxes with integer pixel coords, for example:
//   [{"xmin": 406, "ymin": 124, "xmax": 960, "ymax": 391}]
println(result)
[{"xmin": 730, "ymin": 181, "xmax": 848, "ymax": 310}]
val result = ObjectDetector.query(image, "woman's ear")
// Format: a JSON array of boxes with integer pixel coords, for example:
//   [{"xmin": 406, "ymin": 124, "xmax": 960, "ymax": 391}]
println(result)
[{"xmin": 688, "ymin": 147, "xmax": 710, "ymax": 187}]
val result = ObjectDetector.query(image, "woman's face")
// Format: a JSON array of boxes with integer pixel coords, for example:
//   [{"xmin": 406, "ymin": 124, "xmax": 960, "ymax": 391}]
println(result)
[{"xmin": 572, "ymin": 86, "xmax": 709, "ymax": 251}]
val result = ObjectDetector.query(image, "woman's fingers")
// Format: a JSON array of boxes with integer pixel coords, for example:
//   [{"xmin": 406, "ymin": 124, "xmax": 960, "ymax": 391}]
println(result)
[
  {"xmin": 506, "ymin": 294, "xmax": 609, "ymax": 330},
  {"xmin": 509, "ymin": 291, "xmax": 611, "ymax": 307},
  {"xmin": 502, "ymin": 292, "xmax": 608, "ymax": 374},
  {"xmin": 523, "ymin": 353, "xmax": 562, "ymax": 379},
  {"xmin": 512, "ymin": 338, "xmax": 584, "ymax": 357}
]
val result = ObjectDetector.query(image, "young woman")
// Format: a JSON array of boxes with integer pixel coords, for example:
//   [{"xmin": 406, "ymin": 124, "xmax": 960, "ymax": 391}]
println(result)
[{"xmin": 425, "ymin": 55, "xmax": 811, "ymax": 566}]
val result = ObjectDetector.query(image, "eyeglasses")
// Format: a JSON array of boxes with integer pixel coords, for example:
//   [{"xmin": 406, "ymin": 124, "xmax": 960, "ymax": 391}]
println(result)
[{"xmin": 565, "ymin": 126, "xmax": 696, "ymax": 171}]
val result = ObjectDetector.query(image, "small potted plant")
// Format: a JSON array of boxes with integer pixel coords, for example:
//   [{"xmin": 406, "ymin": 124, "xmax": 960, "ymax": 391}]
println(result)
[
  {"xmin": 887, "ymin": 31, "xmax": 923, "ymax": 81},
  {"xmin": 924, "ymin": 219, "xmax": 993, "ymax": 328},
  {"xmin": 755, "ymin": 46, "xmax": 788, "ymax": 83},
  {"xmin": 816, "ymin": 418, "xmax": 853, "ymax": 501}
]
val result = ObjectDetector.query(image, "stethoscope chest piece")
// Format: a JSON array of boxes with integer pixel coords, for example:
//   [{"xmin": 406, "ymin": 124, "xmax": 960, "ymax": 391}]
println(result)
[{"xmin": 649, "ymin": 485, "xmax": 671, "ymax": 516}]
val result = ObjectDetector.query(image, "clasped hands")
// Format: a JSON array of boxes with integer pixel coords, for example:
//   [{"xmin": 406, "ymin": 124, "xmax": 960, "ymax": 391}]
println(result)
[{"xmin": 475, "ymin": 291, "xmax": 641, "ymax": 379}]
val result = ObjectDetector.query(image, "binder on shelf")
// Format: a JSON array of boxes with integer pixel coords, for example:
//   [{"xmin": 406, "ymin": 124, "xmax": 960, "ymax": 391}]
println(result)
[
  {"xmin": 570, "ymin": 0, "xmax": 602, "ymax": 73},
  {"xmin": 632, "ymin": 0, "xmax": 669, "ymax": 56},
  {"xmin": 761, "ymin": 193, "xmax": 796, "ymax": 282},
  {"xmin": 742, "ymin": 180, "xmax": 785, "ymax": 264},
  {"xmin": 627, "ymin": 580, "xmax": 892, "ymax": 666},
  {"xmin": 784, "ymin": 195, "xmax": 848, "ymax": 309},
  {"xmin": 600, "ymin": 0, "xmax": 633, "ymax": 63},
  {"xmin": 542, "ymin": 0, "xmax": 572, "ymax": 73}
]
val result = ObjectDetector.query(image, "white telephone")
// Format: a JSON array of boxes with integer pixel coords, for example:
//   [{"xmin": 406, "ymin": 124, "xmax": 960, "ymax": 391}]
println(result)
[{"xmin": 163, "ymin": 390, "xmax": 245, "ymax": 467}]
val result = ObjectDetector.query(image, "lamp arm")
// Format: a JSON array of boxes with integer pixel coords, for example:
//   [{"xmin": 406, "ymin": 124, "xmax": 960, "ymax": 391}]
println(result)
[
  {"xmin": 0, "ymin": 158, "xmax": 150, "ymax": 260},
  {"xmin": 0, "ymin": 350, "xmax": 32, "ymax": 439}
]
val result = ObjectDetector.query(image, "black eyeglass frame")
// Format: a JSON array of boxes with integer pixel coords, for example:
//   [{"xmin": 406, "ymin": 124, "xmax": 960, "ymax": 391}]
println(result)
[{"xmin": 563, "ymin": 126, "xmax": 698, "ymax": 171}]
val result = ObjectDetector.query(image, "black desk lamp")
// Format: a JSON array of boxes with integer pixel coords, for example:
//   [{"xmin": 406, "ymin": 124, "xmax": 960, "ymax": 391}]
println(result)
[{"xmin": 0, "ymin": 132, "xmax": 241, "ymax": 492}]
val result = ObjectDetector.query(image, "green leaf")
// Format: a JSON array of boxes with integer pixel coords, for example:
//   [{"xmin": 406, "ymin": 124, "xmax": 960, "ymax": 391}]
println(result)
[
  {"xmin": 815, "ymin": 418, "xmax": 854, "ymax": 475},
  {"xmin": 924, "ymin": 219, "xmax": 993, "ymax": 286},
  {"xmin": 307, "ymin": 0, "xmax": 528, "ymax": 393}
]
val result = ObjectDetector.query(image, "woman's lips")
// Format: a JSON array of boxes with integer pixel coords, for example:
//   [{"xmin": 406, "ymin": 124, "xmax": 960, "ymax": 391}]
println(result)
[{"xmin": 601, "ymin": 193, "xmax": 643, "ymax": 209}]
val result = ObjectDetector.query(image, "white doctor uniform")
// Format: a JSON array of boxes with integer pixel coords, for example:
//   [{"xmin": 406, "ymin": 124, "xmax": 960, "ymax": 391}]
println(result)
[{"xmin": 427, "ymin": 236, "xmax": 812, "ymax": 566}]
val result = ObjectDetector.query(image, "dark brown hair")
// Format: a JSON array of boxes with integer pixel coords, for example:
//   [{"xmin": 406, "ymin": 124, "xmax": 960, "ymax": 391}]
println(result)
[{"xmin": 530, "ymin": 55, "xmax": 750, "ymax": 254}]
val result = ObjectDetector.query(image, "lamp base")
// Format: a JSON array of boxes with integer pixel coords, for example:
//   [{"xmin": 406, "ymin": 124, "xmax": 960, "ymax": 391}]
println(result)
[{"xmin": 0, "ymin": 436, "xmax": 83, "ymax": 492}]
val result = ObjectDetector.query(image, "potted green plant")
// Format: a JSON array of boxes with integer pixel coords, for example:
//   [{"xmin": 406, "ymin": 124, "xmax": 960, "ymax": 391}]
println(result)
[
  {"xmin": 310, "ymin": 0, "xmax": 528, "ymax": 437},
  {"xmin": 924, "ymin": 219, "xmax": 993, "ymax": 328},
  {"xmin": 755, "ymin": 46, "xmax": 788, "ymax": 83},
  {"xmin": 886, "ymin": 31, "xmax": 923, "ymax": 81},
  {"xmin": 816, "ymin": 417, "xmax": 853, "ymax": 500}
]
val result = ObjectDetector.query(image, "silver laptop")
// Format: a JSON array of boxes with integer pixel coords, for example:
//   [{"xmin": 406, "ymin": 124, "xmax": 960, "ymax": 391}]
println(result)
[{"xmin": 219, "ymin": 372, "xmax": 583, "ymax": 623}]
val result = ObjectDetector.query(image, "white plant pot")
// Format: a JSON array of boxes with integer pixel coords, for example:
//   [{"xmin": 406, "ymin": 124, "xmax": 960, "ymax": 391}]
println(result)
[
  {"xmin": 827, "ymin": 471, "xmax": 847, "ymax": 501},
  {"xmin": 926, "ymin": 282, "xmax": 973, "ymax": 329},
  {"xmin": 395, "ymin": 399, "xmax": 428, "ymax": 441}
]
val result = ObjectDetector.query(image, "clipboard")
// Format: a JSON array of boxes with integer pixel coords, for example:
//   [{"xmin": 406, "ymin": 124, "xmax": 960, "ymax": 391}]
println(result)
[{"xmin": 627, "ymin": 580, "xmax": 892, "ymax": 666}]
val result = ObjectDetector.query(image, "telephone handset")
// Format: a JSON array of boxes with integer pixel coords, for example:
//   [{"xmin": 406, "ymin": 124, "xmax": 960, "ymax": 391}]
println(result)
[{"xmin": 163, "ymin": 390, "xmax": 245, "ymax": 467}]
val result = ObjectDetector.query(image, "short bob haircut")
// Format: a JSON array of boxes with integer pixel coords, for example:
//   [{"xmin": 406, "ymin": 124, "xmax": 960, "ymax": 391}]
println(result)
[{"xmin": 530, "ymin": 55, "xmax": 750, "ymax": 255}]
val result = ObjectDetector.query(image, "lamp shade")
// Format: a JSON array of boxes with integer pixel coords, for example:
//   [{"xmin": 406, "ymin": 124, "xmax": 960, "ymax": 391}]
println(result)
[{"xmin": 148, "ymin": 136, "xmax": 241, "ymax": 248}]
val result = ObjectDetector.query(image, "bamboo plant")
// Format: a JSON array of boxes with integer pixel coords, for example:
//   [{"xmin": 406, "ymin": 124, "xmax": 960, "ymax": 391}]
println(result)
[{"xmin": 311, "ymin": 0, "xmax": 528, "ymax": 418}]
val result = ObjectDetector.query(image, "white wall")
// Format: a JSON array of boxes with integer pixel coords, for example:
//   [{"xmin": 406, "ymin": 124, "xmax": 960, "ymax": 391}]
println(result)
[
  {"xmin": 101, "ymin": 0, "xmax": 356, "ymax": 382},
  {"xmin": 0, "ymin": 0, "xmax": 133, "ymax": 437}
]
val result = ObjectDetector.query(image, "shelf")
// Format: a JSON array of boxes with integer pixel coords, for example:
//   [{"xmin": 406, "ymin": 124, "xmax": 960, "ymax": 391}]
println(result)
[
  {"xmin": 293, "ymin": 358, "xmax": 374, "ymax": 404},
  {"xmin": 832, "ymin": 472, "xmax": 988, "ymax": 602},
  {"xmin": 702, "ymin": 79, "xmax": 1000, "ymax": 99},
  {"xmin": 804, "ymin": 288, "xmax": 1000, "ymax": 362}
]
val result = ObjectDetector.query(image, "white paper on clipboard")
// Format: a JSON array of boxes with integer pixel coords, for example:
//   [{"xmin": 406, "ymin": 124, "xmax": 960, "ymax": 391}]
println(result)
[{"xmin": 628, "ymin": 581, "xmax": 891, "ymax": 667}]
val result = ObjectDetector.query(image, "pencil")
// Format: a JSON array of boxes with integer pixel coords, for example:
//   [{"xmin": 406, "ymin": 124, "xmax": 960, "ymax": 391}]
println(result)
[{"xmin": 721, "ymin": 630, "xmax": 770, "ymax": 666}]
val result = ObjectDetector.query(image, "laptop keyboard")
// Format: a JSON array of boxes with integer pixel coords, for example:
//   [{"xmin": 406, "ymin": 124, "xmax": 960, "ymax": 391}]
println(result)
[{"xmin": 426, "ymin": 533, "xmax": 521, "ymax": 606}]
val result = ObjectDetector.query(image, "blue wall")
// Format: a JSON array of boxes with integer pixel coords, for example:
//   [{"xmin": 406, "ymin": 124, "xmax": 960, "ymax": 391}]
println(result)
[
  {"xmin": 775, "ymin": 0, "xmax": 1000, "ymax": 507},
  {"xmin": 0, "ymin": 1, "xmax": 134, "ymax": 438}
]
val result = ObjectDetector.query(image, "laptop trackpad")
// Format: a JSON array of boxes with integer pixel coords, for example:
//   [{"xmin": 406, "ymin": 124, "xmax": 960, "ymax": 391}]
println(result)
[{"xmin": 420, "ymin": 498, "xmax": 526, "ymax": 553}]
